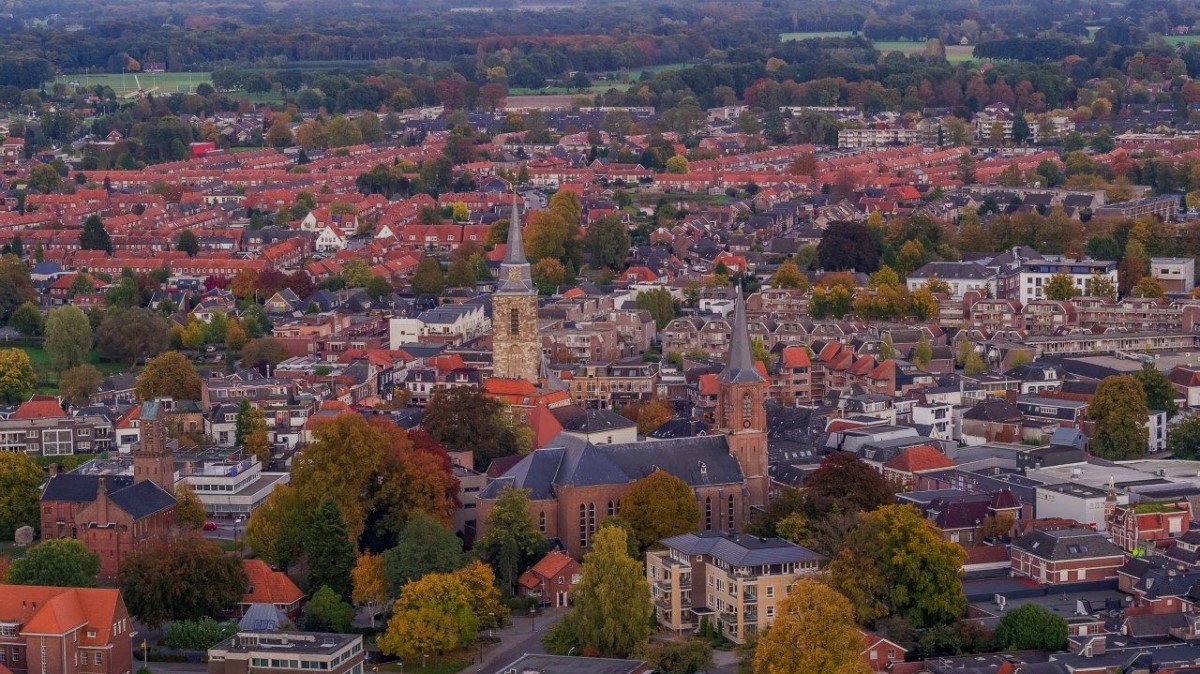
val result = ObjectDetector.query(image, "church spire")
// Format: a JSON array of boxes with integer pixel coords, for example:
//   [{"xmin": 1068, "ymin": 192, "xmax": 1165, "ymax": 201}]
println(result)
[
  {"xmin": 719, "ymin": 287, "xmax": 764, "ymax": 384},
  {"xmin": 497, "ymin": 190, "xmax": 533, "ymax": 294}
]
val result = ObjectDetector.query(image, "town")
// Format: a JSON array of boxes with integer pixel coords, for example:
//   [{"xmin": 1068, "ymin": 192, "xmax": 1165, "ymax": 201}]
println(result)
[{"xmin": 7, "ymin": 1, "xmax": 1200, "ymax": 674}]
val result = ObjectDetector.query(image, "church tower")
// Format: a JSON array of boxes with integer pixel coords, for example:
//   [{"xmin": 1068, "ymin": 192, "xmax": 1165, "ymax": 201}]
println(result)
[
  {"xmin": 133, "ymin": 400, "xmax": 176, "ymax": 492},
  {"xmin": 491, "ymin": 193, "xmax": 541, "ymax": 383},
  {"xmin": 715, "ymin": 289, "xmax": 770, "ymax": 511}
]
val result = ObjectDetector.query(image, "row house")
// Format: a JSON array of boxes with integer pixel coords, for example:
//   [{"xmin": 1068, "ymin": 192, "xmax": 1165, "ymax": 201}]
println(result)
[
  {"xmin": 200, "ymin": 373, "xmax": 296, "ymax": 409},
  {"xmin": 1110, "ymin": 500, "xmax": 1193, "ymax": 553},
  {"xmin": 566, "ymin": 360, "xmax": 660, "ymax": 409}
]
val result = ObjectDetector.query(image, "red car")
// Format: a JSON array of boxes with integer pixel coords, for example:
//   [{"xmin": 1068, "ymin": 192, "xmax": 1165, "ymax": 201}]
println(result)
[{"xmin": 203, "ymin": 521, "xmax": 218, "ymax": 531}]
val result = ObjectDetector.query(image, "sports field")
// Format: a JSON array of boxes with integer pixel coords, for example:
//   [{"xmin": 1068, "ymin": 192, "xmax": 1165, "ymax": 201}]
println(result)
[
  {"xmin": 872, "ymin": 40, "xmax": 977, "ymax": 63},
  {"xmin": 780, "ymin": 31, "xmax": 855, "ymax": 41},
  {"xmin": 55, "ymin": 71, "xmax": 213, "ymax": 96}
]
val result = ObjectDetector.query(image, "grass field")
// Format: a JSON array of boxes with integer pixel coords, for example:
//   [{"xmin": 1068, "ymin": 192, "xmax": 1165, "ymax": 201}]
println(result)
[
  {"xmin": 1164, "ymin": 34, "xmax": 1200, "ymax": 45},
  {"xmin": 56, "ymin": 71, "xmax": 213, "ymax": 97},
  {"xmin": 509, "ymin": 62, "xmax": 692, "ymax": 95},
  {"xmin": 23, "ymin": 346, "xmax": 130, "ymax": 394},
  {"xmin": 873, "ymin": 40, "xmax": 977, "ymax": 63},
  {"xmin": 780, "ymin": 30, "xmax": 855, "ymax": 41}
]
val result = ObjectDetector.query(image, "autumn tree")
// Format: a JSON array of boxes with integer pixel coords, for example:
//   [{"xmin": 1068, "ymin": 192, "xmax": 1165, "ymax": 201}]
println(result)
[
  {"xmin": 752, "ymin": 579, "xmax": 871, "ymax": 674},
  {"xmin": 620, "ymin": 398, "xmax": 671, "ymax": 435},
  {"xmin": 620, "ymin": 470, "xmax": 699, "ymax": 551},
  {"xmin": 0, "ymin": 349, "xmax": 36, "ymax": 404},
  {"xmin": 59, "ymin": 364, "xmax": 102, "ymax": 407},
  {"xmin": 543, "ymin": 526, "xmax": 650, "ymax": 657},
  {"xmin": 1043, "ymin": 272, "xmax": 1078, "ymax": 301},
  {"xmin": 994, "ymin": 604, "xmax": 1068, "ymax": 651},
  {"xmin": 45, "ymin": 306, "xmax": 92, "ymax": 373},
  {"xmin": 803, "ymin": 453, "xmax": 893, "ymax": 518},
  {"xmin": 7, "ymin": 539, "xmax": 100, "ymax": 587},
  {"xmin": 1085, "ymin": 273, "xmax": 1116, "ymax": 298},
  {"xmin": 1089, "ymin": 375, "xmax": 1150, "ymax": 460},
  {"xmin": 292, "ymin": 414, "xmax": 388, "ymax": 542},
  {"xmin": 770, "ymin": 259, "xmax": 808, "ymax": 290},
  {"xmin": 240, "ymin": 337, "xmax": 289, "ymax": 371},
  {"xmin": 305, "ymin": 500, "xmax": 357, "ymax": 600},
  {"xmin": 351, "ymin": 553, "xmax": 389, "ymax": 628},
  {"xmin": 367, "ymin": 423, "xmax": 458, "ymax": 543},
  {"xmin": 454, "ymin": 560, "xmax": 510, "ymax": 628},
  {"xmin": 378, "ymin": 572, "xmax": 478, "ymax": 660},
  {"xmin": 476, "ymin": 486, "xmax": 542, "ymax": 595},
  {"xmin": 829, "ymin": 505, "xmax": 965, "ymax": 627},
  {"xmin": 174, "ymin": 483, "xmax": 206, "ymax": 529},
  {"xmin": 0, "ymin": 453, "xmax": 44, "ymax": 539},
  {"xmin": 910, "ymin": 287, "xmax": 939, "ymax": 321},
  {"xmin": 1132, "ymin": 277, "xmax": 1165, "ymax": 299},
  {"xmin": 532, "ymin": 257, "xmax": 566, "ymax": 292},
  {"xmin": 635, "ymin": 287, "xmax": 677, "ymax": 329},
  {"xmin": 119, "ymin": 537, "xmax": 247, "ymax": 627},
  {"xmin": 382, "ymin": 513, "xmax": 469, "ymax": 595},
  {"xmin": 246, "ymin": 484, "xmax": 308, "ymax": 569},
  {"xmin": 135, "ymin": 351, "xmax": 201, "ymax": 401},
  {"xmin": 912, "ymin": 334, "xmax": 933, "ymax": 369}
]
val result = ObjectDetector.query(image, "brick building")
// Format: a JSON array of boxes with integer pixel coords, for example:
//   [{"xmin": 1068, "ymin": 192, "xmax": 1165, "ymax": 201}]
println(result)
[
  {"xmin": 0, "ymin": 584, "xmax": 135, "ymax": 674},
  {"xmin": 39, "ymin": 400, "xmax": 179, "ymax": 579},
  {"xmin": 518, "ymin": 550, "xmax": 582, "ymax": 608},
  {"xmin": 1010, "ymin": 528, "xmax": 1125, "ymax": 585}
]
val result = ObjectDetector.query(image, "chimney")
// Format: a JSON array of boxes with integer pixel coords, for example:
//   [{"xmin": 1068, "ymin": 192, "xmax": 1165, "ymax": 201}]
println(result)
[{"xmin": 1005, "ymin": 389, "xmax": 1018, "ymax": 405}]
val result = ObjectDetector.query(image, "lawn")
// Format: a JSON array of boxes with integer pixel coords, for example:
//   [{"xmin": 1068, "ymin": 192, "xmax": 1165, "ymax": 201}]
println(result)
[
  {"xmin": 872, "ymin": 40, "xmax": 978, "ymax": 63},
  {"xmin": 56, "ymin": 72, "xmax": 213, "ymax": 97},
  {"xmin": 23, "ymin": 346, "xmax": 130, "ymax": 394},
  {"xmin": 1164, "ymin": 35, "xmax": 1200, "ymax": 46},
  {"xmin": 780, "ymin": 30, "xmax": 855, "ymax": 41}
]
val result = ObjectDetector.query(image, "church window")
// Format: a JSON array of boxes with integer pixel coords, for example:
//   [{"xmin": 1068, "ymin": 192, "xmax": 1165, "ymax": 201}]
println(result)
[
  {"xmin": 728, "ymin": 495, "xmax": 736, "ymax": 527},
  {"xmin": 741, "ymin": 392, "xmax": 753, "ymax": 425},
  {"xmin": 539, "ymin": 511, "xmax": 546, "ymax": 533},
  {"xmin": 704, "ymin": 497, "xmax": 712, "ymax": 531},
  {"xmin": 579, "ymin": 504, "xmax": 588, "ymax": 548},
  {"xmin": 722, "ymin": 396, "xmax": 732, "ymax": 427},
  {"xmin": 607, "ymin": 501, "xmax": 615, "ymax": 517},
  {"xmin": 588, "ymin": 503, "xmax": 596, "ymax": 538},
  {"xmin": 510, "ymin": 308, "xmax": 520, "ymax": 336}
]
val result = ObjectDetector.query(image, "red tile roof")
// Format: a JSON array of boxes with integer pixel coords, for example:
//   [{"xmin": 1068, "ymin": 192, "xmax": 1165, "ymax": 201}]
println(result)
[
  {"xmin": 12, "ymin": 396, "xmax": 66, "ymax": 419},
  {"xmin": 0, "ymin": 585, "xmax": 122, "ymax": 645},
  {"xmin": 241, "ymin": 559, "xmax": 304, "ymax": 606},
  {"xmin": 884, "ymin": 444, "xmax": 954, "ymax": 473}
]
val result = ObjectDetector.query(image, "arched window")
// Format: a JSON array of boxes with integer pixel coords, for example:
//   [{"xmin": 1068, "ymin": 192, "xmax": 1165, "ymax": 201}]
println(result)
[
  {"xmin": 539, "ymin": 511, "xmax": 546, "ymax": 533},
  {"xmin": 579, "ymin": 503, "xmax": 588, "ymax": 548},
  {"xmin": 704, "ymin": 497, "xmax": 712, "ymax": 531},
  {"xmin": 741, "ymin": 391, "xmax": 753, "ymax": 425},
  {"xmin": 587, "ymin": 503, "xmax": 597, "ymax": 540},
  {"xmin": 728, "ymin": 494, "xmax": 736, "ymax": 527},
  {"xmin": 509, "ymin": 308, "xmax": 520, "ymax": 336}
]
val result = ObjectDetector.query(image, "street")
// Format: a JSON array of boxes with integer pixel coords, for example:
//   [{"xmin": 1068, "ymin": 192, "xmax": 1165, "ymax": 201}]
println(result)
[{"xmin": 460, "ymin": 607, "xmax": 566, "ymax": 674}]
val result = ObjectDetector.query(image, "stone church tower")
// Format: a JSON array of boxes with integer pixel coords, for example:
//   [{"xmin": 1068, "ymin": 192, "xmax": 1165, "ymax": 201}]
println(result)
[
  {"xmin": 134, "ymin": 400, "xmax": 176, "ymax": 492},
  {"xmin": 491, "ymin": 193, "xmax": 541, "ymax": 383},
  {"xmin": 715, "ymin": 289, "xmax": 770, "ymax": 511}
]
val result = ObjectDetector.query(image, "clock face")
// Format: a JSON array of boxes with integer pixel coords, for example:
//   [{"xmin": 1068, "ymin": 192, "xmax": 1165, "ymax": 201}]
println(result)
[
  {"xmin": 743, "ymin": 420, "xmax": 752, "ymax": 428},
  {"xmin": 508, "ymin": 268, "xmax": 522, "ymax": 282}
]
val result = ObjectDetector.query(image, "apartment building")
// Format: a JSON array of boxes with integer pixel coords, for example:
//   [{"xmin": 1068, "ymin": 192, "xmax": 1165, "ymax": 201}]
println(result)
[
  {"xmin": 566, "ymin": 360, "xmax": 659, "ymax": 408},
  {"xmin": 1152, "ymin": 257, "xmax": 1196, "ymax": 294},
  {"xmin": 206, "ymin": 632, "xmax": 365, "ymax": 674},
  {"xmin": 998, "ymin": 258, "xmax": 1119, "ymax": 305},
  {"xmin": 647, "ymin": 532, "xmax": 823, "ymax": 644}
]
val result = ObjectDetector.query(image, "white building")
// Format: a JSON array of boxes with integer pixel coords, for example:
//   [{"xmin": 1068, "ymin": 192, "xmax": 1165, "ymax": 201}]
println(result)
[
  {"xmin": 999, "ymin": 258, "xmax": 1118, "ymax": 305},
  {"xmin": 1034, "ymin": 482, "xmax": 1128, "ymax": 532},
  {"xmin": 1151, "ymin": 257, "xmax": 1195, "ymax": 294},
  {"xmin": 906, "ymin": 261, "xmax": 997, "ymax": 299},
  {"xmin": 178, "ymin": 452, "xmax": 290, "ymax": 518}
]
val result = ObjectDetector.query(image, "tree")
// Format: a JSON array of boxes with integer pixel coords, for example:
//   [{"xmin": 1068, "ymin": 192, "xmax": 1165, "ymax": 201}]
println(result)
[
  {"xmin": 302, "ymin": 585, "xmax": 356, "ymax": 633},
  {"xmin": 803, "ymin": 453, "xmax": 893, "ymax": 518},
  {"xmin": 244, "ymin": 425, "xmax": 271, "ymax": 465},
  {"xmin": 305, "ymin": 500, "xmax": 357, "ymax": 600},
  {"xmin": 246, "ymin": 484, "xmax": 308, "ymax": 569},
  {"xmin": 0, "ymin": 348, "xmax": 36, "ymax": 404},
  {"xmin": 293, "ymin": 414, "xmax": 388, "ymax": 543},
  {"xmin": 665, "ymin": 156, "xmax": 689, "ymax": 174},
  {"xmin": 119, "ymin": 537, "xmax": 247, "ymax": 627},
  {"xmin": 621, "ymin": 397, "xmax": 671, "ymax": 435},
  {"xmin": 635, "ymin": 287, "xmax": 676, "ymax": 329},
  {"xmin": 818, "ymin": 221, "xmax": 879, "ymax": 273},
  {"xmin": 135, "ymin": 351, "xmax": 201, "ymax": 401},
  {"xmin": 0, "ymin": 255, "xmax": 36, "ymax": 324},
  {"xmin": 95, "ymin": 308, "xmax": 170, "ymax": 366},
  {"xmin": 994, "ymin": 604, "xmax": 1068, "ymax": 651},
  {"xmin": 454, "ymin": 559, "xmax": 510, "ymax": 627},
  {"xmin": 365, "ymin": 275, "xmax": 393, "ymax": 300},
  {"xmin": 532, "ymin": 258, "xmax": 566, "ymax": 292},
  {"xmin": 0, "ymin": 452, "xmax": 42, "ymax": 539},
  {"xmin": 79, "ymin": 214, "xmax": 113, "ymax": 254},
  {"xmin": 1136, "ymin": 365, "xmax": 1178, "ymax": 419},
  {"xmin": 829, "ymin": 505, "xmax": 965, "ymax": 627},
  {"xmin": 351, "ymin": 553, "xmax": 389, "ymax": 628},
  {"xmin": 620, "ymin": 470, "xmax": 699, "ymax": 552},
  {"xmin": 326, "ymin": 116, "xmax": 363, "ymax": 148},
  {"xmin": 584, "ymin": 215, "xmax": 631, "ymax": 270},
  {"xmin": 1089, "ymin": 375, "xmax": 1150, "ymax": 460},
  {"xmin": 240, "ymin": 337, "xmax": 288, "ymax": 371},
  {"xmin": 422, "ymin": 387, "xmax": 523, "ymax": 469},
  {"xmin": 912, "ymin": 334, "xmax": 933, "ymax": 369},
  {"xmin": 476, "ymin": 486, "xmax": 542, "ymax": 595},
  {"xmin": 368, "ymin": 423, "xmax": 458, "ymax": 542},
  {"xmin": 382, "ymin": 513, "xmax": 469, "ymax": 595},
  {"xmin": 411, "ymin": 257, "xmax": 444, "ymax": 295},
  {"xmin": 8, "ymin": 301, "xmax": 42, "ymax": 337},
  {"xmin": 27, "ymin": 164, "xmax": 62, "ymax": 194},
  {"xmin": 558, "ymin": 525, "xmax": 652, "ymax": 657},
  {"xmin": 45, "ymin": 306, "xmax": 93, "ymax": 373},
  {"xmin": 634, "ymin": 640, "xmax": 713, "ymax": 674},
  {"xmin": 380, "ymin": 569, "xmax": 478, "ymax": 660},
  {"xmin": 7, "ymin": 539, "xmax": 100, "ymax": 587},
  {"xmin": 752, "ymin": 579, "xmax": 871, "ymax": 674},
  {"xmin": 266, "ymin": 118, "xmax": 294, "ymax": 148},
  {"xmin": 879, "ymin": 333, "xmax": 896, "ymax": 360},
  {"xmin": 770, "ymin": 260, "xmax": 808, "ymax": 290},
  {"xmin": 1085, "ymin": 273, "xmax": 1116, "ymax": 298},
  {"xmin": 1169, "ymin": 416, "xmax": 1200, "ymax": 459},
  {"xmin": 175, "ymin": 483, "xmax": 206, "ymax": 530},
  {"xmin": 1132, "ymin": 277, "xmax": 1165, "ymax": 299},
  {"xmin": 1044, "ymin": 272, "xmax": 1078, "ymax": 301},
  {"xmin": 177, "ymin": 230, "xmax": 200, "ymax": 257}
]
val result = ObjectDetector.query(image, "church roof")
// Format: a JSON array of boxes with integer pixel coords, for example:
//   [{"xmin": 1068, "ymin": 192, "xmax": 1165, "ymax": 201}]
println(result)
[
  {"xmin": 718, "ymin": 288, "xmax": 765, "ymax": 385},
  {"xmin": 41, "ymin": 474, "xmax": 175, "ymax": 520},
  {"xmin": 496, "ymin": 192, "xmax": 534, "ymax": 294},
  {"xmin": 480, "ymin": 433, "xmax": 744, "ymax": 500}
]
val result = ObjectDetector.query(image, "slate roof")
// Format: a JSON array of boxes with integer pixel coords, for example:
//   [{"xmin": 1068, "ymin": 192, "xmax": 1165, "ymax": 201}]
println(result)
[
  {"xmin": 1012, "ymin": 528, "xmax": 1124, "ymax": 561},
  {"xmin": 41, "ymin": 474, "xmax": 175, "ymax": 520},
  {"xmin": 42, "ymin": 474, "xmax": 133, "ymax": 502},
  {"xmin": 554, "ymin": 408, "xmax": 635, "ymax": 434},
  {"xmin": 661, "ymin": 531, "xmax": 824, "ymax": 567},
  {"xmin": 105, "ymin": 479, "xmax": 177, "ymax": 519}
]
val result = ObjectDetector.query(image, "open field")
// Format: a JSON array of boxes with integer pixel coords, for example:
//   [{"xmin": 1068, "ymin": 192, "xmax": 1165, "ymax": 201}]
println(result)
[
  {"xmin": 23, "ymin": 346, "xmax": 129, "ymax": 394},
  {"xmin": 508, "ymin": 62, "xmax": 692, "ymax": 96},
  {"xmin": 780, "ymin": 30, "xmax": 855, "ymax": 41},
  {"xmin": 505, "ymin": 94, "xmax": 584, "ymax": 108},
  {"xmin": 1164, "ymin": 34, "xmax": 1200, "ymax": 46},
  {"xmin": 56, "ymin": 71, "xmax": 212, "ymax": 96},
  {"xmin": 873, "ymin": 40, "xmax": 977, "ymax": 63}
]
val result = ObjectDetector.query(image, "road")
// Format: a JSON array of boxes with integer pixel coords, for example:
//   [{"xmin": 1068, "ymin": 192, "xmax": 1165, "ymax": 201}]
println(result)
[{"xmin": 462, "ymin": 608, "xmax": 566, "ymax": 674}]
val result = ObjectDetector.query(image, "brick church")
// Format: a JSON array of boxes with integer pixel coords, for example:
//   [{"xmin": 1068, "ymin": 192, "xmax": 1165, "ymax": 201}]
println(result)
[
  {"xmin": 477, "ymin": 209, "xmax": 770, "ymax": 558},
  {"xmin": 41, "ymin": 400, "xmax": 179, "ymax": 579}
]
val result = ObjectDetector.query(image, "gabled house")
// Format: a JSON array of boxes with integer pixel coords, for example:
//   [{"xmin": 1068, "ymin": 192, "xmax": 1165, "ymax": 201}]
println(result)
[
  {"xmin": 1010, "ymin": 528, "xmax": 1125, "ymax": 585},
  {"xmin": 517, "ymin": 550, "xmax": 581, "ymax": 608}
]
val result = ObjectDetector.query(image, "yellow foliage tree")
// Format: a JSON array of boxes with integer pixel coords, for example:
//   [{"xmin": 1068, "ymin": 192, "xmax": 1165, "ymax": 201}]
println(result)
[
  {"xmin": 174, "ymin": 483, "xmax": 206, "ymax": 529},
  {"xmin": 377, "ymin": 572, "xmax": 478, "ymax": 660},
  {"xmin": 453, "ymin": 560, "xmax": 511, "ymax": 628},
  {"xmin": 351, "ymin": 553, "xmax": 389, "ymax": 628},
  {"xmin": 752, "ymin": 579, "xmax": 871, "ymax": 674}
]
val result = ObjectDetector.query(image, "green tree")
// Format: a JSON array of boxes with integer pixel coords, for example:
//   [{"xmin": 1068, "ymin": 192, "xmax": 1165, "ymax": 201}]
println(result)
[
  {"xmin": 665, "ymin": 156, "xmax": 689, "ymax": 174},
  {"xmin": 411, "ymin": 256, "xmax": 444, "ymax": 295},
  {"xmin": 326, "ymin": 116, "xmax": 364, "ymax": 148},
  {"xmin": 421, "ymin": 386, "xmax": 523, "ymax": 469},
  {"xmin": 633, "ymin": 640, "xmax": 713, "ymax": 674},
  {"xmin": 79, "ymin": 214, "xmax": 113, "ymax": 254},
  {"xmin": 7, "ymin": 539, "xmax": 100, "ymax": 587},
  {"xmin": 246, "ymin": 484, "xmax": 308, "ymax": 569},
  {"xmin": 1089, "ymin": 375, "xmax": 1150, "ymax": 460},
  {"xmin": 804, "ymin": 453, "xmax": 893, "ymax": 518},
  {"xmin": 175, "ymin": 483, "xmax": 206, "ymax": 529},
  {"xmin": 543, "ymin": 526, "xmax": 651, "ymax": 657},
  {"xmin": 1136, "ymin": 364, "xmax": 1178, "ymax": 419},
  {"xmin": 27, "ymin": 163, "xmax": 62, "ymax": 193},
  {"xmin": 584, "ymin": 215, "xmax": 631, "ymax": 270},
  {"xmin": 619, "ymin": 470, "xmax": 700, "ymax": 552},
  {"xmin": 912, "ymin": 334, "xmax": 933, "ymax": 369},
  {"xmin": 1043, "ymin": 272, "xmax": 1077, "ymax": 301},
  {"xmin": 1085, "ymin": 273, "xmax": 1116, "ymax": 298},
  {"xmin": 635, "ymin": 287, "xmax": 676, "ymax": 330},
  {"xmin": 752, "ymin": 579, "xmax": 871, "ymax": 674},
  {"xmin": 0, "ymin": 348, "xmax": 36, "ymax": 404},
  {"xmin": 8, "ymin": 301, "xmax": 42, "ymax": 337},
  {"xmin": 177, "ymin": 230, "xmax": 200, "ymax": 257},
  {"xmin": 994, "ymin": 604, "xmax": 1068, "ymax": 651},
  {"xmin": 135, "ymin": 351, "xmax": 201, "ymax": 401},
  {"xmin": 305, "ymin": 500, "xmax": 357, "ymax": 600},
  {"xmin": 45, "ymin": 305, "xmax": 93, "ymax": 373},
  {"xmin": 1168, "ymin": 416, "xmax": 1200, "ymax": 459},
  {"xmin": 0, "ymin": 452, "xmax": 42, "ymax": 539},
  {"xmin": 302, "ymin": 585, "xmax": 356, "ymax": 633},
  {"xmin": 476, "ymin": 486, "xmax": 542, "ymax": 595},
  {"xmin": 234, "ymin": 399, "xmax": 260, "ymax": 446},
  {"xmin": 382, "ymin": 513, "xmax": 469, "ymax": 596},
  {"xmin": 446, "ymin": 258, "xmax": 477, "ymax": 288},
  {"xmin": 118, "ymin": 537, "xmax": 247, "ymax": 627},
  {"xmin": 0, "ymin": 255, "xmax": 36, "ymax": 324},
  {"xmin": 365, "ymin": 275, "xmax": 393, "ymax": 300},
  {"xmin": 879, "ymin": 333, "xmax": 896, "ymax": 360}
]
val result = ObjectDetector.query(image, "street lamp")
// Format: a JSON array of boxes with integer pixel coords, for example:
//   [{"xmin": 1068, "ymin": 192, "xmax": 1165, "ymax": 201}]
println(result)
[
  {"xmin": 488, "ymin": 611, "xmax": 495, "ymax": 637},
  {"xmin": 529, "ymin": 605, "xmax": 536, "ymax": 633}
]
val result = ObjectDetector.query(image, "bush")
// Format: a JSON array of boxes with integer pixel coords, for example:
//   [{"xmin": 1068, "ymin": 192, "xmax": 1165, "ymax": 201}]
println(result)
[{"xmin": 162, "ymin": 619, "xmax": 239, "ymax": 650}]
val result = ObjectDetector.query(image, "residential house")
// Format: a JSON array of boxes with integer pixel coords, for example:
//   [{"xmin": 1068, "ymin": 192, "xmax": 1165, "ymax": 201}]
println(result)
[
  {"xmin": 518, "ymin": 550, "xmax": 582, "ymax": 608},
  {"xmin": 0, "ymin": 584, "xmax": 134, "ymax": 674},
  {"xmin": 1010, "ymin": 528, "xmax": 1125, "ymax": 585}
]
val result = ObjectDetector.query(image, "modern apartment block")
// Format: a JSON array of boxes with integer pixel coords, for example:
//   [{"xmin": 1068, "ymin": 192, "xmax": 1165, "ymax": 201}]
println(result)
[
  {"xmin": 646, "ymin": 532, "xmax": 823, "ymax": 644},
  {"xmin": 206, "ymin": 632, "xmax": 365, "ymax": 674}
]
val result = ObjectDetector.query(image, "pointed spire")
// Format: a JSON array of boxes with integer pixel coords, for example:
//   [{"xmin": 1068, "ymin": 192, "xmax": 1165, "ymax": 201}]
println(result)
[
  {"xmin": 719, "ymin": 286, "xmax": 765, "ymax": 384},
  {"xmin": 497, "ymin": 189, "xmax": 533, "ymax": 294},
  {"xmin": 504, "ymin": 190, "xmax": 525, "ymax": 265}
]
